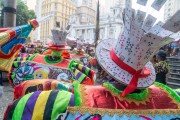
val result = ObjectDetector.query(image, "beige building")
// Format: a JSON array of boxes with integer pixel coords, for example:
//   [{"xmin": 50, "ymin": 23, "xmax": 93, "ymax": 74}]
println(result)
[
  {"xmin": 164, "ymin": 0, "xmax": 180, "ymax": 21},
  {"xmin": 40, "ymin": 0, "xmax": 76, "ymax": 44}
]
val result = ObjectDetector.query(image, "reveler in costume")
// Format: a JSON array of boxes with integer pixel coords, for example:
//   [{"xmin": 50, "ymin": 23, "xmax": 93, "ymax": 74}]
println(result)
[
  {"xmin": 154, "ymin": 50, "xmax": 169, "ymax": 84},
  {"xmin": 3, "ymin": 1, "xmax": 180, "ymax": 120},
  {"xmin": 0, "ymin": 19, "xmax": 38, "ymax": 72}
]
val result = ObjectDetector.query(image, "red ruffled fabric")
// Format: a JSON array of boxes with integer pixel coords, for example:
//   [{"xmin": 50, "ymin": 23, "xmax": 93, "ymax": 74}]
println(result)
[
  {"xmin": 83, "ymin": 85, "xmax": 179, "ymax": 109},
  {"xmin": 62, "ymin": 50, "xmax": 71, "ymax": 59}
]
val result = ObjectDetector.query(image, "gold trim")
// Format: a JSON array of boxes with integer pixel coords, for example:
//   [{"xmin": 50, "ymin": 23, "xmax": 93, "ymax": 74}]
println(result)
[
  {"xmin": 68, "ymin": 106, "xmax": 180, "ymax": 117},
  {"xmin": 79, "ymin": 84, "xmax": 88, "ymax": 106},
  {"xmin": 103, "ymin": 84, "xmax": 152, "ymax": 106}
]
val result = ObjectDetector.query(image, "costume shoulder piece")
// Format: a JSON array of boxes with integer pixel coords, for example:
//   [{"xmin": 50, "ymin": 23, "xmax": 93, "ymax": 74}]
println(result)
[{"xmin": 0, "ymin": 19, "xmax": 38, "ymax": 72}]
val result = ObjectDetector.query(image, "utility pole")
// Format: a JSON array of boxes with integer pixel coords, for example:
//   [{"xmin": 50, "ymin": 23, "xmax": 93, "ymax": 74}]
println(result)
[{"xmin": 3, "ymin": 0, "xmax": 16, "ymax": 27}]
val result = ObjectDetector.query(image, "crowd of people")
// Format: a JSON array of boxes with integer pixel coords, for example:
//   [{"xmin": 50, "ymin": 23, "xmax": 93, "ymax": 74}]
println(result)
[
  {"xmin": 18, "ymin": 40, "xmax": 178, "ymax": 86},
  {"xmin": 160, "ymin": 40, "xmax": 180, "ymax": 57}
]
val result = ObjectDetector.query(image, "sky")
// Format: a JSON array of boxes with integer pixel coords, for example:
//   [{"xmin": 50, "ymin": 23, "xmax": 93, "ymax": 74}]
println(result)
[
  {"xmin": 26, "ymin": 0, "xmax": 165, "ymax": 22},
  {"xmin": 25, "ymin": 0, "xmax": 36, "ymax": 10},
  {"xmin": 100, "ymin": 0, "xmax": 165, "ymax": 22},
  {"xmin": 132, "ymin": 0, "xmax": 165, "ymax": 22}
]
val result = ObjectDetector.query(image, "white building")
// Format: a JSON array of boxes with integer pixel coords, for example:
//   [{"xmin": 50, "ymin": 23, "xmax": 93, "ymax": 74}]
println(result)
[
  {"xmin": 73, "ymin": 0, "xmax": 96, "ymax": 9},
  {"xmin": 34, "ymin": 0, "xmax": 42, "ymax": 42},
  {"xmin": 68, "ymin": 3, "xmax": 125, "ymax": 44},
  {"xmin": 164, "ymin": 0, "xmax": 180, "ymax": 21}
]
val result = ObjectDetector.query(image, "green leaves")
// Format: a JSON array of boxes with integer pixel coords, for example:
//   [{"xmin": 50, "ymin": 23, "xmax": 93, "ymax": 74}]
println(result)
[{"xmin": 16, "ymin": 0, "xmax": 36, "ymax": 26}]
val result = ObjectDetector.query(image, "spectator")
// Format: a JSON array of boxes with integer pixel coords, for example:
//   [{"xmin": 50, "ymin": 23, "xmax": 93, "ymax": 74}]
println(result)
[
  {"xmin": 170, "ymin": 41, "xmax": 179, "ymax": 56},
  {"xmin": 154, "ymin": 50, "xmax": 169, "ymax": 85}
]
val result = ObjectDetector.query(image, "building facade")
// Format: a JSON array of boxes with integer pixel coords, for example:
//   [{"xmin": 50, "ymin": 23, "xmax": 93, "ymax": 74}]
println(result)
[
  {"xmin": 40, "ymin": 0, "xmax": 76, "ymax": 44},
  {"xmin": 68, "ymin": 4, "xmax": 124, "ymax": 44},
  {"xmin": 164, "ymin": 0, "xmax": 180, "ymax": 21},
  {"xmin": 73, "ymin": 0, "xmax": 96, "ymax": 25}
]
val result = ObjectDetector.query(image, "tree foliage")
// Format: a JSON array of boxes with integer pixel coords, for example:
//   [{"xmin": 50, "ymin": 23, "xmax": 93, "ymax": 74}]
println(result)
[{"xmin": 16, "ymin": 0, "xmax": 36, "ymax": 26}]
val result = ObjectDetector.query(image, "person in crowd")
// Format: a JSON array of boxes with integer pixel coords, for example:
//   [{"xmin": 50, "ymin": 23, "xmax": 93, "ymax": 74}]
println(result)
[
  {"xmin": 154, "ymin": 50, "xmax": 169, "ymax": 84},
  {"xmin": 170, "ymin": 40, "xmax": 180, "ymax": 56}
]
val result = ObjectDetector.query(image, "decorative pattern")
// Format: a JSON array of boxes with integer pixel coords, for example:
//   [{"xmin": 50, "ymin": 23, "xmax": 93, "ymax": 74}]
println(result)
[
  {"xmin": 10, "ymin": 61, "xmax": 73, "ymax": 87},
  {"xmin": 68, "ymin": 106, "xmax": 180, "ymax": 117},
  {"xmin": 67, "ymin": 107, "xmax": 180, "ymax": 120}
]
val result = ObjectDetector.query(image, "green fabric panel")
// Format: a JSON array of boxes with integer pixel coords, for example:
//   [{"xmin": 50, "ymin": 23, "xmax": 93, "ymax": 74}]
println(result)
[
  {"xmin": 78, "ymin": 73, "xmax": 86, "ymax": 83},
  {"xmin": 44, "ymin": 55, "xmax": 62, "ymax": 64},
  {"xmin": 11, "ymin": 72, "xmax": 15, "ymax": 79},
  {"xmin": 17, "ymin": 57, "xmax": 20, "ymax": 61},
  {"xmin": 68, "ymin": 60, "xmax": 76, "ymax": 69},
  {"xmin": 13, "ymin": 62, "xmax": 18, "ymax": 68},
  {"xmin": 28, "ymin": 53, "xmax": 39, "ymax": 61},
  {"xmin": 52, "ymin": 51, "xmax": 62, "ymax": 56},
  {"xmin": 103, "ymin": 82, "xmax": 148, "ymax": 101},
  {"xmin": 85, "ymin": 67, "xmax": 90, "ymax": 75},
  {"xmin": 73, "ymin": 81, "xmax": 81, "ymax": 106},
  {"xmin": 51, "ymin": 90, "xmax": 72, "ymax": 120},
  {"xmin": 12, "ymin": 92, "xmax": 33, "ymax": 120}
]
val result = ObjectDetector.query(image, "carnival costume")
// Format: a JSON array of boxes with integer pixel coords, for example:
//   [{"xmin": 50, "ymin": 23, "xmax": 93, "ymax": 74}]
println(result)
[
  {"xmin": 3, "ymin": 1, "xmax": 180, "ymax": 120},
  {"xmin": 7, "ymin": 29, "xmax": 94, "ymax": 87}
]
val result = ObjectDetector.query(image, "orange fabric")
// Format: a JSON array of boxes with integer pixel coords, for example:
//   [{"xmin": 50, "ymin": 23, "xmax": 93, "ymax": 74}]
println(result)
[
  {"xmin": 32, "ymin": 55, "xmax": 70, "ymax": 68},
  {"xmin": 71, "ymin": 54, "xmax": 86, "ymax": 59},
  {"xmin": 82, "ymin": 77, "xmax": 94, "ymax": 85},
  {"xmin": 42, "ymin": 49, "xmax": 52, "ymax": 55},
  {"xmin": 62, "ymin": 50, "xmax": 70, "ymax": 59},
  {"xmin": 14, "ymin": 79, "xmax": 59, "ymax": 99},
  {"xmin": 83, "ymin": 85, "xmax": 179, "ymax": 109}
]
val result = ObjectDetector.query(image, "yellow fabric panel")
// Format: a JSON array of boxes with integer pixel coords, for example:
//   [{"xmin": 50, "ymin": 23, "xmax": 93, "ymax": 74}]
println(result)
[{"xmin": 32, "ymin": 91, "xmax": 51, "ymax": 120}]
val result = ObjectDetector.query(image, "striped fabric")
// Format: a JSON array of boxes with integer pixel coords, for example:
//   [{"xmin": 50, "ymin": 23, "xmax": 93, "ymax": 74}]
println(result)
[
  {"xmin": 4, "ymin": 90, "xmax": 72, "ymax": 120},
  {"xmin": 69, "ymin": 61, "xmax": 94, "ymax": 85},
  {"xmin": 14, "ymin": 56, "xmax": 30, "ymax": 62}
]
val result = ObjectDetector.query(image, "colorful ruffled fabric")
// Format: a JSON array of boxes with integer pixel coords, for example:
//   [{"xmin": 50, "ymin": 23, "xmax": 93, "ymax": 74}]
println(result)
[
  {"xmin": 3, "ymin": 90, "xmax": 72, "ymax": 120},
  {"xmin": 73, "ymin": 82, "xmax": 180, "ymax": 109},
  {"xmin": 14, "ymin": 79, "xmax": 74, "ymax": 99},
  {"xmin": 4, "ymin": 82, "xmax": 180, "ymax": 120},
  {"xmin": 0, "ymin": 19, "xmax": 38, "ymax": 72}
]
